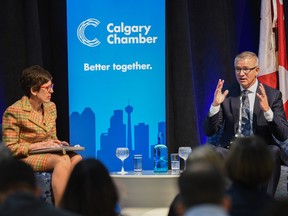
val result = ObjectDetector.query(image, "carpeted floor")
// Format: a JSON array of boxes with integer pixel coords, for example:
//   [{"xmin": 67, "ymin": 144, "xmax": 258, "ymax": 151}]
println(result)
[{"xmin": 275, "ymin": 165, "xmax": 288, "ymax": 200}]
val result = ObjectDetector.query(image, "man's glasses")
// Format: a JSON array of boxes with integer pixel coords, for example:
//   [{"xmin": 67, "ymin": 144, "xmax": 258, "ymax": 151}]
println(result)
[
  {"xmin": 41, "ymin": 84, "xmax": 54, "ymax": 92},
  {"xmin": 235, "ymin": 66, "xmax": 258, "ymax": 74}
]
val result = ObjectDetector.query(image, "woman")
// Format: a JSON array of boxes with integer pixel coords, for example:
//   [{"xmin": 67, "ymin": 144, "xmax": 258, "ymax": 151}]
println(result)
[
  {"xmin": 225, "ymin": 136, "xmax": 276, "ymax": 216},
  {"xmin": 2, "ymin": 65, "xmax": 82, "ymax": 206},
  {"xmin": 60, "ymin": 158, "xmax": 119, "ymax": 216}
]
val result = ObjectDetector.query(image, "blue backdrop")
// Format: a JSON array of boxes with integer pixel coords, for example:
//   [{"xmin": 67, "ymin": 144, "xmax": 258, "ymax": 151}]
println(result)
[{"xmin": 66, "ymin": 0, "xmax": 166, "ymax": 171}]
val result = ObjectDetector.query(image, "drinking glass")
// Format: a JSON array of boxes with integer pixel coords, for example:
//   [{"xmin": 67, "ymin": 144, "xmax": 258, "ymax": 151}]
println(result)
[
  {"xmin": 116, "ymin": 147, "xmax": 129, "ymax": 174},
  {"xmin": 170, "ymin": 153, "xmax": 180, "ymax": 174},
  {"xmin": 178, "ymin": 147, "xmax": 192, "ymax": 170}
]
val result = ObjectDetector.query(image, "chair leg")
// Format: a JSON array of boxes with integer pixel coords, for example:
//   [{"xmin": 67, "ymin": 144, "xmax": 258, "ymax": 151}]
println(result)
[{"xmin": 35, "ymin": 172, "xmax": 54, "ymax": 205}]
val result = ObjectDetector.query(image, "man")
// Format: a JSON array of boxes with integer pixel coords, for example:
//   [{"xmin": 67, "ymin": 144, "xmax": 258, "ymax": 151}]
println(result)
[
  {"xmin": 204, "ymin": 51, "xmax": 288, "ymax": 196},
  {"xmin": 0, "ymin": 159, "xmax": 79, "ymax": 216},
  {"xmin": 168, "ymin": 145, "xmax": 225, "ymax": 216},
  {"xmin": 178, "ymin": 161, "xmax": 230, "ymax": 216}
]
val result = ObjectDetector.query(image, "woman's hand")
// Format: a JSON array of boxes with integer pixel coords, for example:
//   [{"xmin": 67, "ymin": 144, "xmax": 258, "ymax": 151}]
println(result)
[
  {"xmin": 60, "ymin": 141, "xmax": 69, "ymax": 146},
  {"xmin": 29, "ymin": 140, "xmax": 62, "ymax": 150}
]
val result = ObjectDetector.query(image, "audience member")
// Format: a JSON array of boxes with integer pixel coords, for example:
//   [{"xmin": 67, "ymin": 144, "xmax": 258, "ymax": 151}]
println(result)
[
  {"xmin": 178, "ymin": 161, "xmax": 230, "ymax": 216},
  {"xmin": 186, "ymin": 144, "xmax": 224, "ymax": 172},
  {"xmin": 168, "ymin": 144, "xmax": 226, "ymax": 216},
  {"xmin": 2, "ymin": 65, "xmax": 82, "ymax": 206},
  {"xmin": 0, "ymin": 143, "xmax": 13, "ymax": 163},
  {"xmin": 263, "ymin": 199, "xmax": 288, "ymax": 216},
  {"xmin": 225, "ymin": 136, "xmax": 276, "ymax": 216},
  {"xmin": 60, "ymin": 158, "xmax": 119, "ymax": 216},
  {"xmin": 204, "ymin": 51, "xmax": 288, "ymax": 196},
  {"xmin": 0, "ymin": 159, "xmax": 78, "ymax": 216},
  {"xmin": 168, "ymin": 193, "xmax": 185, "ymax": 216}
]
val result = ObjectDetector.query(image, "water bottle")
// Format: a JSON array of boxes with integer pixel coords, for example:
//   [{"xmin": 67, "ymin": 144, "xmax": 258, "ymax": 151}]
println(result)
[{"xmin": 153, "ymin": 133, "xmax": 168, "ymax": 173}]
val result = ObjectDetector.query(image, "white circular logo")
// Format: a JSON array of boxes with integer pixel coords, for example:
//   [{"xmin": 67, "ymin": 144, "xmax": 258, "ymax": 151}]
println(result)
[{"xmin": 77, "ymin": 18, "xmax": 101, "ymax": 47}]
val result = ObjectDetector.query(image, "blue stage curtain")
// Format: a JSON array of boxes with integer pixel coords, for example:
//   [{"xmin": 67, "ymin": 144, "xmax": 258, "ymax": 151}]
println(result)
[
  {"xmin": 166, "ymin": 0, "xmax": 261, "ymax": 153},
  {"xmin": 0, "ymin": 0, "xmax": 69, "ymax": 140}
]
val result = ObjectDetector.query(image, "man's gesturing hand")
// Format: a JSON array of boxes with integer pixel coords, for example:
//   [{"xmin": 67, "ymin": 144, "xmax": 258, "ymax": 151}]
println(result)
[
  {"xmin": 256, "ymin": 83, "xmax": 270, "ymax": 112},
  {"xmin": 212, "ymin": 79, "xmax": 229, "ymax": 106}
]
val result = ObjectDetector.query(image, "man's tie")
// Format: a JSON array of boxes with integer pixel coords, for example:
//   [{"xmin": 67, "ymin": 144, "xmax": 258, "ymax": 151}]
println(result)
[{"xmin": 241, "ymin": 90, "xmax": 251, "ymax": 136}]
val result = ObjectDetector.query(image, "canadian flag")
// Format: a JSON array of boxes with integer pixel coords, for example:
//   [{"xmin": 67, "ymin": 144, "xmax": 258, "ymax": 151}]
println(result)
[{"xmin": 258, "ymin": 0, "xmax": 288, "ymax": 119}]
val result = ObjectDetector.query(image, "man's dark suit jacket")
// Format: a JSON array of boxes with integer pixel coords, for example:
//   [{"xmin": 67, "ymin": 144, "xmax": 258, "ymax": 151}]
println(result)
[{"xmin": 204, "ymin": 82, "xmax": 288, "ymax": 164}]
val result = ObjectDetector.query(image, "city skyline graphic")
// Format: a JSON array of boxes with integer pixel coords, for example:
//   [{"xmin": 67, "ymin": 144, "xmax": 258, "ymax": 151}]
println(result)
[{"xmin": 70, "ymin": 104, "xmax": 166, "ymax": 171}]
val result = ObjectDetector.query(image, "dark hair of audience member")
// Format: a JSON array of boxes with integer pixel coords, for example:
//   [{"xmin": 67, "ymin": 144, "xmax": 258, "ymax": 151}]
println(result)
[
  {"xmin": 0, "ymin": 144, "xmax": 13, "ymax": 163},
  {"xmin": 0, "ymin": 159, "xmax": 37, "ymax": 196},
  {"xmin": 60, "ymin": 158, "xmax": 119, "ymax": 216},
  {"xmin": 178, "ymin": 161, "xmax": 226, "ymax": 208},
  {"xmin": 225, "ymin": 136, "xmax": 273, "ymax": 187}
]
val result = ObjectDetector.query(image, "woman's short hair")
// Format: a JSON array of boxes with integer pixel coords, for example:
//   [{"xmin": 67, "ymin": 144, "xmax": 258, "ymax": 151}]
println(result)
[
  {"xmin": 20, "ymin": 65, "xmax": 52, "ymax": 97},
  {"xmin": 225, "ymin": 136, "xmax": 273, "ymax": 186}
]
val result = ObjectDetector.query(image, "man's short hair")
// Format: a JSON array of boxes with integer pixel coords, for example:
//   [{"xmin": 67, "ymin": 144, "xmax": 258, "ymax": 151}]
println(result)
[
  {"xmin": 178, "ymin": 161, "xmax": 226, "ymax": 208},
  {"xmin": 234, "ymin": 51, "xmax": 258, "ymax": 66}
]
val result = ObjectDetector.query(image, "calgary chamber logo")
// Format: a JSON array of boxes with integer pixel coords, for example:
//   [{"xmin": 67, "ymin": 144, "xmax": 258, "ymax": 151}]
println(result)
[
  {"xmin": 77, "ymin": 18, "xmax": 101, "ymax": 47},
  {"xmin": 77, "ymin": 18, "xmax": 158, "ymax": 47}
]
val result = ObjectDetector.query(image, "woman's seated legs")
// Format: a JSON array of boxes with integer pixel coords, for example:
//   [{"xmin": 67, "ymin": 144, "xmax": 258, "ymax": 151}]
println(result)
[{"xmin": 46, "ymin": 153, "xmax": 82, "ymax": 207}]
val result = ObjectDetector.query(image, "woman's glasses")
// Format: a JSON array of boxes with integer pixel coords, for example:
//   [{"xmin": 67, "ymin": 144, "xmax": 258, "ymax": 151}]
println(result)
[{"xmin": 41, "ymin": 83, "xmax": 54, "ymax": 92}]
